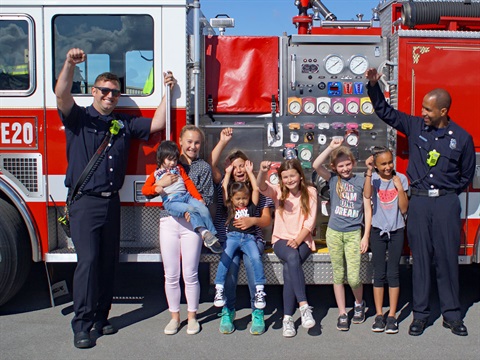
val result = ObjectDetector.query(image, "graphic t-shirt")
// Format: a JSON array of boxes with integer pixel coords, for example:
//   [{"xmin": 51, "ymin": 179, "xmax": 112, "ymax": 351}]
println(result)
[
  {"xmin": 327, "ymin": 173, "xmax": 365, "ymax": 232},
  {"xmin": 227, "ymin": 202, "xmax": 257, "ymax": 235},
  {"xmin": 370, "ymin": 172, "xmax": 408, "ymax": 235}
]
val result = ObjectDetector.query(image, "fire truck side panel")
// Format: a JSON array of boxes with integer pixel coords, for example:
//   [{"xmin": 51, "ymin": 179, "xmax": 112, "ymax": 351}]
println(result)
[{"xmin": 393, "ymin": 31, "xmax": 480, "ymax": 261}]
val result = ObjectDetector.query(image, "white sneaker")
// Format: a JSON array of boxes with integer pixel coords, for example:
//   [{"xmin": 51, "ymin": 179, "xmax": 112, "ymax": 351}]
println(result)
[
  {"xmin": 186, "ymin": 318, "xmax": 201, "ymax": 335},
  {"xmin": 164, "ymin": 319, "xmax": 180, "ymax": 335},
  {"xmin": 300, "ymin": 304, "xmax": 315, "ymax": 329},
  {"xmin": 214, "ymin": 287, "xmax": 226, "ymax": 307},
  {"xmin": 254, "ymin": 290, "xmax": 266, "ymax": 309},
  {"xmin": 282, "ymin": 316, "xmax": 296, "ymax": 338}
]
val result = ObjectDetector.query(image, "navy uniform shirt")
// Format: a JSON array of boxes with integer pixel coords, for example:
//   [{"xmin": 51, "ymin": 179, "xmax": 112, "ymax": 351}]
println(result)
[
  {"xmin": 367, "ymin": 82, "xmax": 475, "ymax": 193},
  {"xmin": 60, "ymin": 103, "xmax": 152, "ymax": 193}
]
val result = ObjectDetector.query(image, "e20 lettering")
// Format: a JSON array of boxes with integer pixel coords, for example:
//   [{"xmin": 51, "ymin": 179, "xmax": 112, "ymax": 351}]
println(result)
[{"xmin": 1, "ymin": 121, "xmax": 35, "ymax": 146}]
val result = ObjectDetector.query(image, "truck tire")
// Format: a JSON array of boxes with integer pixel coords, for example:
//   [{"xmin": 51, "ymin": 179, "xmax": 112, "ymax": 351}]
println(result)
[{"xmin": 0, "ymin": 198, "xmax": 32, "ymax": 306}]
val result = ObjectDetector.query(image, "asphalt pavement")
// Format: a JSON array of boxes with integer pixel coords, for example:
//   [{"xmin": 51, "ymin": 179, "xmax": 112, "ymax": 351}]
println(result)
[{"xmin": 1, "ymin": 262, "xmax": 479, "ymax": 359}]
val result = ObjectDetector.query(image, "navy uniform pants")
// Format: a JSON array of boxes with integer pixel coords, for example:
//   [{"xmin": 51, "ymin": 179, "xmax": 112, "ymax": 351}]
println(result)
[
  {"xmin": 69, "ymin": 194, "xmax": 120, "ymax": 333},
  {"xmin": 407, "ymin": 193, "xmax": 462, "ymax": 322}
]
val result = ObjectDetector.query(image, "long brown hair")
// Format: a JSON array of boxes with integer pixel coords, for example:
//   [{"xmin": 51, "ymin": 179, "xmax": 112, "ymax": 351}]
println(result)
[
  {"xmin": 225, "ymin": 181, "xmax": 251, "ymax": 225},
  {"xmin": 277, "ymin": 159, "xmax": 312, "ymax": 217},
  {"xmin": 329, "ymin": 146, "xmax": 356, "ymax": 199}
]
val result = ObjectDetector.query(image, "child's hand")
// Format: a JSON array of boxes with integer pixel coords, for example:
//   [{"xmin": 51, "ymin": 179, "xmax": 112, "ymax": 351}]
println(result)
[
  {"xmin": 286, "ymin": 238, "xmax": 298, "ymax": 249},
  {"xmin": 220, "ymin": 127, "xmax": 233, "ymax": 144},
  {"xmin": 365, "ymin": 155, "xmax": 374, "ymax": 171},
  {"xmin": 245, "ymin": 160, "xmax": 254, "ymax": 174},
  {"xmin": 225, "ymin": 163, "xmax": 234, "ymax": 174},
  {"xmin": 184, "ymin": 212, "xmax": 191, "ymax": 222},
  {"xmin": 329, "ymin": 137, "xmax": 343, "ymax": 149},
  {"xmin": 360, "ymin": 236, "xmax": 369, "ymax": 254},
  {"xmin": 233, "ymin": 216, "xmax": 255, "ymax": 230},
  {"xmin": 259, "ymin": 161, "xmax": 271, "ymax": 173},
  {"xmin": 392, "ymin": 175, "xmax": 402, "ymax": 190},
  {"xmin": 155, "ymin": 173, "xmax": 178, "ymax": 188}
]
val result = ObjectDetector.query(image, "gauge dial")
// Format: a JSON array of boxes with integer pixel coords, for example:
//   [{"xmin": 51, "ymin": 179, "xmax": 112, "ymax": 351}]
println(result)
[
  {"xmin": 347, "ymin": 101, "xmax": 359, "ymax": 114},
  {"xmin": 300, "ymin": 148, "xmax": 313, "ymax": 161},
  {"xmin": 317, "ymin": 101, "xmax": 330, "ymax": 115},
  {"xmin": 361, "ymin": 100, "xmax": 374, "ymax": 115},
  {"xmin": 289, "ymin": 100, "xmax": 301, "ymax": 115},
  {"xmin": 332, "ymin": 101, "xmax": 345, "ymax": 114},
  {"xmin": 345, "ymin": 132, "xmax": 359, "ymax": 146},
  {"xmin": 269, "ymin": 173, "xmax": 279, "ymax": 185},
  {"xmin": 303, "ymin": 101, "xmax": 316, "ymax": 114},
  {"xmin": 324, "ymin": 55, "xmax": 345, "ymax": 75},
  {"xmin": 349, "ymin": 55, "xmax": 369, "ymax": 75}
]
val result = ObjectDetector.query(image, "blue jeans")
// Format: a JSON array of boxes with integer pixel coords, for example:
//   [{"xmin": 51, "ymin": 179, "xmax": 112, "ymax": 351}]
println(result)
[
  {"xmin": 215, "ymin": 232, "xmax": 265, "ymax": 287},
  {"xmin": 224, "ymin": 238, "xmax": 265, "ymax": 311},
  {"xmin": 164, "ymin": 193, "xmax": 216, "ymax": 235}
]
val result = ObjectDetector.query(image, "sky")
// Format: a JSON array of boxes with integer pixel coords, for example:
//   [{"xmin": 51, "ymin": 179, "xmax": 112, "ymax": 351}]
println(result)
[{"xmin": 200, "ymin": 0, "xmax": 382, "ymax": 36}]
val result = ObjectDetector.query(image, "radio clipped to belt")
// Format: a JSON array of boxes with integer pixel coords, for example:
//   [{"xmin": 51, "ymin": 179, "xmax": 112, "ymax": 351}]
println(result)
[{"xmin": 57, "ymin": 119, "xmax": 123, "ymax": 237}]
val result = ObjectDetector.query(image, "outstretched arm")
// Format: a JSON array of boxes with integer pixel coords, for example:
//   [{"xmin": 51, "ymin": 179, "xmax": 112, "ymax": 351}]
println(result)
[
  {"xmin": 363, "ymin": 155, "xmax": 374, "ymax": 199},
  {"xmin": 55, "ymin": 48, "xmax": 85, "ymax": 117},
  {"xmin": 222, "ymin": 163, "xmax": 233, "ymax": 206},
  {"xmin": 245, "ymin": 160, "xmax": 259, "ymax": 206},
  {"xmin": 209, "ymin": 127, "xmax": 233, "ymax": 184}
]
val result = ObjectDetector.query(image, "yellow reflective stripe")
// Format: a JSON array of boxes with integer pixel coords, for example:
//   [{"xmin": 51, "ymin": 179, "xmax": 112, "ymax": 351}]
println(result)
[{"xmin": 142, "ymin": 68, "xmax": 154, "ymax": 95}]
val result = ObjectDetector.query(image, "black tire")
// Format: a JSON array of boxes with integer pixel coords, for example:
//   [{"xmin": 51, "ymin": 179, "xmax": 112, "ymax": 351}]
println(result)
[{"xmin": 0, "ymin": 198, "xmax": 32, "ymax": 306}]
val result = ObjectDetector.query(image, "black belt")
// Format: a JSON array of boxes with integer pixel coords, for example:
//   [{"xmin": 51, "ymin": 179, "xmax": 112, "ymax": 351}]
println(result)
[
  {"xmin": 82, "ymin": 191, "xmax": 118, "ymax": 198},
  {"xmin": 410, "ymin": 188, "xmax": 456, "ymax": 197}
]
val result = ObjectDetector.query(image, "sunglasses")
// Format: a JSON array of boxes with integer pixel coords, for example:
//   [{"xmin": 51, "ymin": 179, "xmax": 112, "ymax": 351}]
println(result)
[{"xmin": 93, "ymin": 86, "xmax": 121, "ymax": 97}]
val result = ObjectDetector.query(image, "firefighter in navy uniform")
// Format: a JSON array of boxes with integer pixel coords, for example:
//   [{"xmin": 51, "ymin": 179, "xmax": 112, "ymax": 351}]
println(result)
[
  {"xmin": 366, "ymin": 68, "xmax": 475, "ymax": 337},
  {"xmin": 55, "ymin": 48, "xmax": 176, "ymax": 349}
]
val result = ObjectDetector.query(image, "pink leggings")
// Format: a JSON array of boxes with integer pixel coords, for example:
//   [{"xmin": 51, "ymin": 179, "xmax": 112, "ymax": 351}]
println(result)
[{"xmin": 159, "ymin": 216, "xmax": 202, "ymax": 313}]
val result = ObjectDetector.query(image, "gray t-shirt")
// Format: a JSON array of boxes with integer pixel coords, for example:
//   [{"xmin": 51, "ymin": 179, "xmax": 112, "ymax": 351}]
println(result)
[
  {"xmin": 370, "ymin": 172, "xmax": 408, "ymax": 236},
  {"xmin": 327, "ymin": 173, "xmax": 365, "ymax": 232}
]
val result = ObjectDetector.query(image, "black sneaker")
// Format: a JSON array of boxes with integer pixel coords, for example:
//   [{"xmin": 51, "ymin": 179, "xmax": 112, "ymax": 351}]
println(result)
[
  {"xmin": 385, "ymin": 316, "xmax": 399, "ymax": 334},
  {"xmin": 337, "ymin": 313, "xmax": 349, "ymax": 331},
  {"xmin": 372, "ymin": 315, "xmax": 386, "ymax": 332},
  {"xmin": 352, "ymin": 301, "xmax": 366, "ymax": 324}
]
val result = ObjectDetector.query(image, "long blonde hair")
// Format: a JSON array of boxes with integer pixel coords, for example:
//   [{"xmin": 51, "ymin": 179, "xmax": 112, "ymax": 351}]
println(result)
[
  {"xmin": 277, "ymin": 159, "xmax": 312, "ymax": 217},
  {"xmin": 330, "ymin": 146, "xmax": 356, "ymax": 199}
]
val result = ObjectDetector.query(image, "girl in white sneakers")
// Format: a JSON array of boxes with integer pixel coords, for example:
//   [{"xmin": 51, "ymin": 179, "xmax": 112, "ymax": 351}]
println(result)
[{"xmin": 257, "ymin": 159, "xmax": 317, "ymax": 337}]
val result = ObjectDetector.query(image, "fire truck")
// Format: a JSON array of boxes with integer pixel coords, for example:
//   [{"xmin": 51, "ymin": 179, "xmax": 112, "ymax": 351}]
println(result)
[{"xmin": 1, "ymin": 0, "xmax": 480, "ymax": 306}]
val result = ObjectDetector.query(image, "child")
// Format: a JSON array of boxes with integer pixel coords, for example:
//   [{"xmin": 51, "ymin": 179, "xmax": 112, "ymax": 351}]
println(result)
[
  {"xmin": 257, "ymin": 159, "xmax": 317, "ymax": 338},
  {"xmin": 312, "ymin": 137, "xmax": 372, "ymax": 331},
  {"xmin": 142, "ymin": 140, "xmax": 222, "ymax": 254},
  {"xmin": 214, "ymin": 160, "xmax": 267, "ymax": 310},
  {"xmin": 364, "ymin": 147, "xmax": 408, "ymax": 334}
]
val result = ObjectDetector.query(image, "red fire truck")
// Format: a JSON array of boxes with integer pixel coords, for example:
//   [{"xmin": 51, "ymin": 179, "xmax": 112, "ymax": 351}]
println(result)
[{"xmin": 1, "ymin": 0, "xmax": 480, "ymax": 306}]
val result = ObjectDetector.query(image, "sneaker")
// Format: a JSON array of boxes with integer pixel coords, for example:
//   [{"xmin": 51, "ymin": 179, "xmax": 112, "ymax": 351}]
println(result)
[
  {"xmin": 299, "ymin": 304, "xmax": 315, "ymax": 329},
  {"xmin": 164, "ymin": 319, "xmax": 180, "ymax": 335},
  {"xmin": 352, "ymin": 301, "xmax": 366, "ymax": 324},
  {"xmin": 385, "ymin": 316, "xmax": 399, "ymax": 334},
  {"xmin": 203, "ymin": 231, "xmax": 223, "ymax": 254},
  {"xmin": 218, "ymin": 307, "xmax": 235, "ymax": 334},
  {"xmin": 249, "ymin": 309, "xmax": 265, "ymax": 335},
  {"xmin": 337, "ymin": 313, "xmax": 349, "ymax": 331},
  {"xmin": 372, "ymin": 315, "xmax": 386, "ymax": 332},
  {"xmin": 214, "ymin": 287, "xmax": 226, "ymax": 307},
  {"xmin": 282, "ymin": 316, "xmax": 296, "ymax": 338},
  {"xmin": 254, "ymin": 290, "xmax": 266, "ymax": 309},
  {"xmin": 186, "ymin": 318, "xmax": 201, "ymax": 335}
]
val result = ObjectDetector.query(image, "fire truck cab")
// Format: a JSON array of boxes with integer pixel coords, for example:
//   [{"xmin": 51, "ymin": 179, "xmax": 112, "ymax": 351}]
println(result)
[{"xmin": 1, "ymin": 0, "xmax": 480, "ymax": 306}]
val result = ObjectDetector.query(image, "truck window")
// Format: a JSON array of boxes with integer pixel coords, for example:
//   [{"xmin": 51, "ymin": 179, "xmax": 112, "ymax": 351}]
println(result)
[
  {"xmin": 0, "ymin": 17, "xmax": 32, "ymax": 93},
  {"xmin": 53, "ymin": 14, "xmax": 154, "ymax": 95}
]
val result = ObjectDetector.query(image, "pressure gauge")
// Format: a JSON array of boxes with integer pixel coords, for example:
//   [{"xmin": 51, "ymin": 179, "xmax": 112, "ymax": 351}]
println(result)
[
  {"xmin": 346, "ymin": 98, "xmax": 360, "ymax": 115},
  {"xmin": 349, "ymin": 55, "xmax": 369, "ymax": 75},
  {"xmin": 324, "ymin": 55, "xmax": 345, "ymax": 75},
  {"xmin": 288, "ymin": 97, "xmax": 302, "ymax": 115},
  {"xmin": 345, "ymin": 129, "xmax": 359, "ymax": 147},
  {"xmin": 303, "ymin": 98, "xmax": 316, "ymax": 114},
  {"xmin": 317, "ymin": 97, "xmax": 331, "ymax": 115},
  {"xmin": 332, "ymin": 99, "xmax": 345, "ymax": 114},
  {"xmin": 360, "ymin": 98, "xmax": 374, "ymax": 115},
  {"xmin": 298, "ymin": 144, "xmax": 314, "ymax": 167},
  {"xmin": 269, "ymin": 172, "xmax": 279, "ymax": 185}
]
